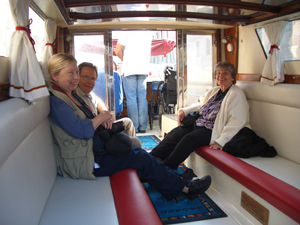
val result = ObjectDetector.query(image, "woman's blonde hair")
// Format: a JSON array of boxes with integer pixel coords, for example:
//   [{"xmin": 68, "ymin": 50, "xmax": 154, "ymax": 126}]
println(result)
[{"xmin": 48, "ymin": 53, "xmax": 77, "ymax": 84}]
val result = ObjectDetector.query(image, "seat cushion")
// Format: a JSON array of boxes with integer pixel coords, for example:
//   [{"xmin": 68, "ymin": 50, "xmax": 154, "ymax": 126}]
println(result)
[
  {"xmin": 242, "ymin": 156, "xmax": 300, "ymax": 189},
  {"xmin": 39, "ymin": 176, "xmax": 118, "ymax": 225}
]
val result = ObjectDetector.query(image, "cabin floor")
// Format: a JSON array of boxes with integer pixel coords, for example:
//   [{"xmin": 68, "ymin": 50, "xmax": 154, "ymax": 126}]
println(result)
[{"xmin": 136, "ymin": 118, "xmax": 255, "ymax": 225}]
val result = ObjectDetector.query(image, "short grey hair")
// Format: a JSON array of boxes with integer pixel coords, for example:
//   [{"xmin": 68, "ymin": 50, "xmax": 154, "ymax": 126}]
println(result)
[{"xmin": 214, "ymin": 61, "xmax": 236, "ymax": 84}]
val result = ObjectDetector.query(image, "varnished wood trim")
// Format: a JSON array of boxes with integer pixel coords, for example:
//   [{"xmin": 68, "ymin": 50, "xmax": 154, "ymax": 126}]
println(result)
[
  {"xmin": 237, "ymin": 74, "xmax": 261, "ymax": 82},
  {"xmin": 237, "ymin": 74, "xmax": 300, "ymax": 84},
  {"xmin": 246, "ymin": 1, "xmax": 300, "ymax": 25},
  {"xmin": 69, "ymin": 11, "xmax": 251, "ymax": 22},
  {"xmin": 284, "ymin": 75, "xmax": 300, "ymax": 84},
  {"xmin": 215, "ymin": 29, "xmax": 221, "ymax": 63},
  {"xmin": 0, "ymin": 82, "xmax": 10, "ymax": 102},
  {"xmin": 64, "ymin": 0, "xmax": 281, "ymax": 13},
  {"xmin": 224, "ymin": 26, "xmax": 238, "ymax": 71},
  {"xmin": 63, "ymin": 27, "xmax": 70, "ymax": 54}
]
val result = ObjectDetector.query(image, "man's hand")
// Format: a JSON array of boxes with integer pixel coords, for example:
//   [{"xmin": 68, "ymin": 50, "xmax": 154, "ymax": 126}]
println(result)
[
  {"xmin": 100, "ymin": 110, "xmax": 112, "ymax": 121},
  {"xmin": 177, "ymin": 110, "xmax": 185, "ymax": 125},
  {"xmin": 209, "ymin": 142, "xmax": 222, "ymax": 150}
]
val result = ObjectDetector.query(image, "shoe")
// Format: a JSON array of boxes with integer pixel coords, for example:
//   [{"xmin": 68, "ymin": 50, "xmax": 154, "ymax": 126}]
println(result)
[
  {"xmin": 186, "ymin": 175, "xmax": 211, "ymax": 200},
  {"xmin": 180, "ymin": 168, "xmax": 198, "ymax": 180},
  {"xmin": 138, "ymin": 130, "xmax": 146, "ymax": 133}
]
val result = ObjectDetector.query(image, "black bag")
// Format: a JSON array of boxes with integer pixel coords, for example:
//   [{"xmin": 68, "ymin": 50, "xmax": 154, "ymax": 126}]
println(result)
[
  {"xmin": 180, "ymin": 112, "xmax": 200, "ymax": 127},
  {"xmin": 96, "ymin": 121, "xmax": 125, "ymax": 142},
  {"xmin": 105, "ymin": 132, "xmax": 133, "ymax": 157},
  {"xmin": 223, "ymin": 127, "xmax": 277, "ymax": 158},
  {"xmin": 95, "ymin": 121, "xmax": 132, "ymax": 158}
]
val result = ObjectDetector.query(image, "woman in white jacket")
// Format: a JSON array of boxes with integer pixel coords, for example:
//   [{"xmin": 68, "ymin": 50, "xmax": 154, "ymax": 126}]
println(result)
[{"xmin": 151, "ymin": 62, "xmax": 250, "ymax": 171}]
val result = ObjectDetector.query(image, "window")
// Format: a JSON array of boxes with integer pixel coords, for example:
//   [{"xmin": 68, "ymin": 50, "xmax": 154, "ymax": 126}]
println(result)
[
  {"xmin": 256, "ymin": 20, "xmax": 300, "ymax": 61},
  {"xmin": 29, "ymin": 7, "xmax": 45, "ymax": 62},
  {"xmin": 0, "ymin": 0, "xmax": 45, "ymax": 61},
  {"xmin": 186, "ymin": 34, "xmax": 213, "ymax": 105},
  {"xmin": 74, "ymin": 34, "xmax": 106, "ymax": 102},
  {"xmin": 0, "ymin": 0, "xmax": 14, "ymax": 57}
]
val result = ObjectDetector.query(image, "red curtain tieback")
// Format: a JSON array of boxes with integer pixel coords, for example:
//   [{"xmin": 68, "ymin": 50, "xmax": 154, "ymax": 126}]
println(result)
[
  {"xmin": 45, "ymin": 38, "xmax": 57, "ymax": 54},
  {"xmin": 269, "ymin": 45, "xmax": 280, "ymax": 55},
  {"xmin": 16, "ymin": 19, "xmax": 36, "ymax": 52}
]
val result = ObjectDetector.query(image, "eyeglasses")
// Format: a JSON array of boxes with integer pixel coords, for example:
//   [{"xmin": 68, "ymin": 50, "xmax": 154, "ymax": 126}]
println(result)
[{"xmin": 81, "ymin": 76, "xmax": 96, "ymax": 82}]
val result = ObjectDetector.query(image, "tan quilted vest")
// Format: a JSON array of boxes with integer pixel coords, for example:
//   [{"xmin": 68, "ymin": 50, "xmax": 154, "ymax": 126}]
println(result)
[{"xmin": 49, "ymin": 87, "xmax": 96, "ymax": 180}]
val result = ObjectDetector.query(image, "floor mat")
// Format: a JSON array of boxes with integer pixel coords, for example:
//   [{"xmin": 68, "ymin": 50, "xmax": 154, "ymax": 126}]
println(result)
[
  {"xmin": 143, "ymin": 164, "xmax": 227, "ymax": 224},
  {"xmin": 137, "ymin": 135, "xmax": 161, "ymax": 152},
  {"xmin": 143, "ymin": 184, "xmax": 227, "ymax": 224}
]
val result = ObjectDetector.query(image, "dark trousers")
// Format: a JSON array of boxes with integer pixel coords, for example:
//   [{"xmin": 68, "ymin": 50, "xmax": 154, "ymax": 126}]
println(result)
[
  {"xmin": 93, "ymin": 146, "xmax": 187, "ymax": 200},
  {"xmin": 150, "ymin": 126, "xmax": 212, "ymax": 170}
]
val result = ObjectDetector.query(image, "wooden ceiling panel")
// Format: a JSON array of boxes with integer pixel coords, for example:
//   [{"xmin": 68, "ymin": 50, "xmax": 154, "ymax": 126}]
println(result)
[{"xmin": 41, "ymin": 0, "xmax": 300, "ymax": 27}]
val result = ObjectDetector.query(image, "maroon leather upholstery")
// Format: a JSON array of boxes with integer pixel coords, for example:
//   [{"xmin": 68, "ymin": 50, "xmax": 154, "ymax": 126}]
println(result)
[
  {"xmin": 195, "ymin": 146, "xmax": 300, "ymax": 224},
  {"xmin": 110, "ymin": 169, "xmax": 162, "ymax": 225}
]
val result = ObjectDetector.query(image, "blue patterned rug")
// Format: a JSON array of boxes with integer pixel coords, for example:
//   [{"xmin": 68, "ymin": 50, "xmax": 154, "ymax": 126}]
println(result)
[
  {"xmin": 143, "ymin": 164, "xmax": 227, "ymax": 224},
  {"xmin": 137, "ymin": 135, "xmax": 161, "ymax": 152},
  {"xmin": 138, "ymin": 136, "xmax": 227, "ymax": 223}
]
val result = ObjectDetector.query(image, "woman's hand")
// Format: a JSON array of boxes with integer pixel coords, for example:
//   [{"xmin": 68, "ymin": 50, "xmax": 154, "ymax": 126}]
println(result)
[
  {"xmin": 102, "ymin": 119, "xmax": 113, "ymax": 129},
  {"xmin": 177, "ymin": 110, "xmax": 185, "ymax": 125},
  {"xmin": 92, "ymin": 111, "xmax": 112, "ymax": 130},
  {"xmin": 209, "ymin": 142, "xmax": 223, "ymax": 150}
]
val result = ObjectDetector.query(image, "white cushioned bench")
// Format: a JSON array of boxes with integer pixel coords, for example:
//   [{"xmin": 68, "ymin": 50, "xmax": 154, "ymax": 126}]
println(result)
[
  {"xmin": 0, "ymin": 97, "xmax": 161, "ymax": 225},
  {"xmin": 237, "ymin": 81, "xmax": 300, "ymax": 191}
]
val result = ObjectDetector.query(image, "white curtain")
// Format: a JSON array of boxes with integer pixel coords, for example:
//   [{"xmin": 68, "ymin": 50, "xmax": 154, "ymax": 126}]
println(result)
[
  {"xmin": 42, "ymin": 18, "xmax": 57, "ymax": 86},
  {"xmin": 261, "ymin": 21, "xmax": 288, "ymax": 85},
  {"xmin": 8, "ymin": 0, "xmax": 49, "ymax": 102}
]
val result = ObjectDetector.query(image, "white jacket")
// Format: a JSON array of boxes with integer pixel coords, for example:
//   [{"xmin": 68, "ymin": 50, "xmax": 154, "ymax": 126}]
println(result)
[{"xmin": 179, "ymin": 85, "xmax": 250, "ymax": 147}]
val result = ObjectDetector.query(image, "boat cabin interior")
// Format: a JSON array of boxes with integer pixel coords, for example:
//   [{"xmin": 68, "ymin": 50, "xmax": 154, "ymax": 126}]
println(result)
[{"xmin": 0, "ymin": 1, "xmax": 300, "ymax": 225}]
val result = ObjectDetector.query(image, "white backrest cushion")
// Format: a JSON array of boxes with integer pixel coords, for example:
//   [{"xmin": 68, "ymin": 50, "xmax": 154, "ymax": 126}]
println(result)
[
  {"xmin": 237, "ymin": 81, "xmax": 300, "ymax": 164},
  {"xmin": 0, "ymin": 97, "xmax": 56, "ymax": 225}
]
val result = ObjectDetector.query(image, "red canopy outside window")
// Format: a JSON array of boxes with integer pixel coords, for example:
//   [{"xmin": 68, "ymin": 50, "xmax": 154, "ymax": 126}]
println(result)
[
  {"xmin": 79, "ymin": 39, "xmax": 176, "ymax": 57},
  {"xmin": 113, "ymin": 39, "xmax": 176, "ymax": 57}
]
